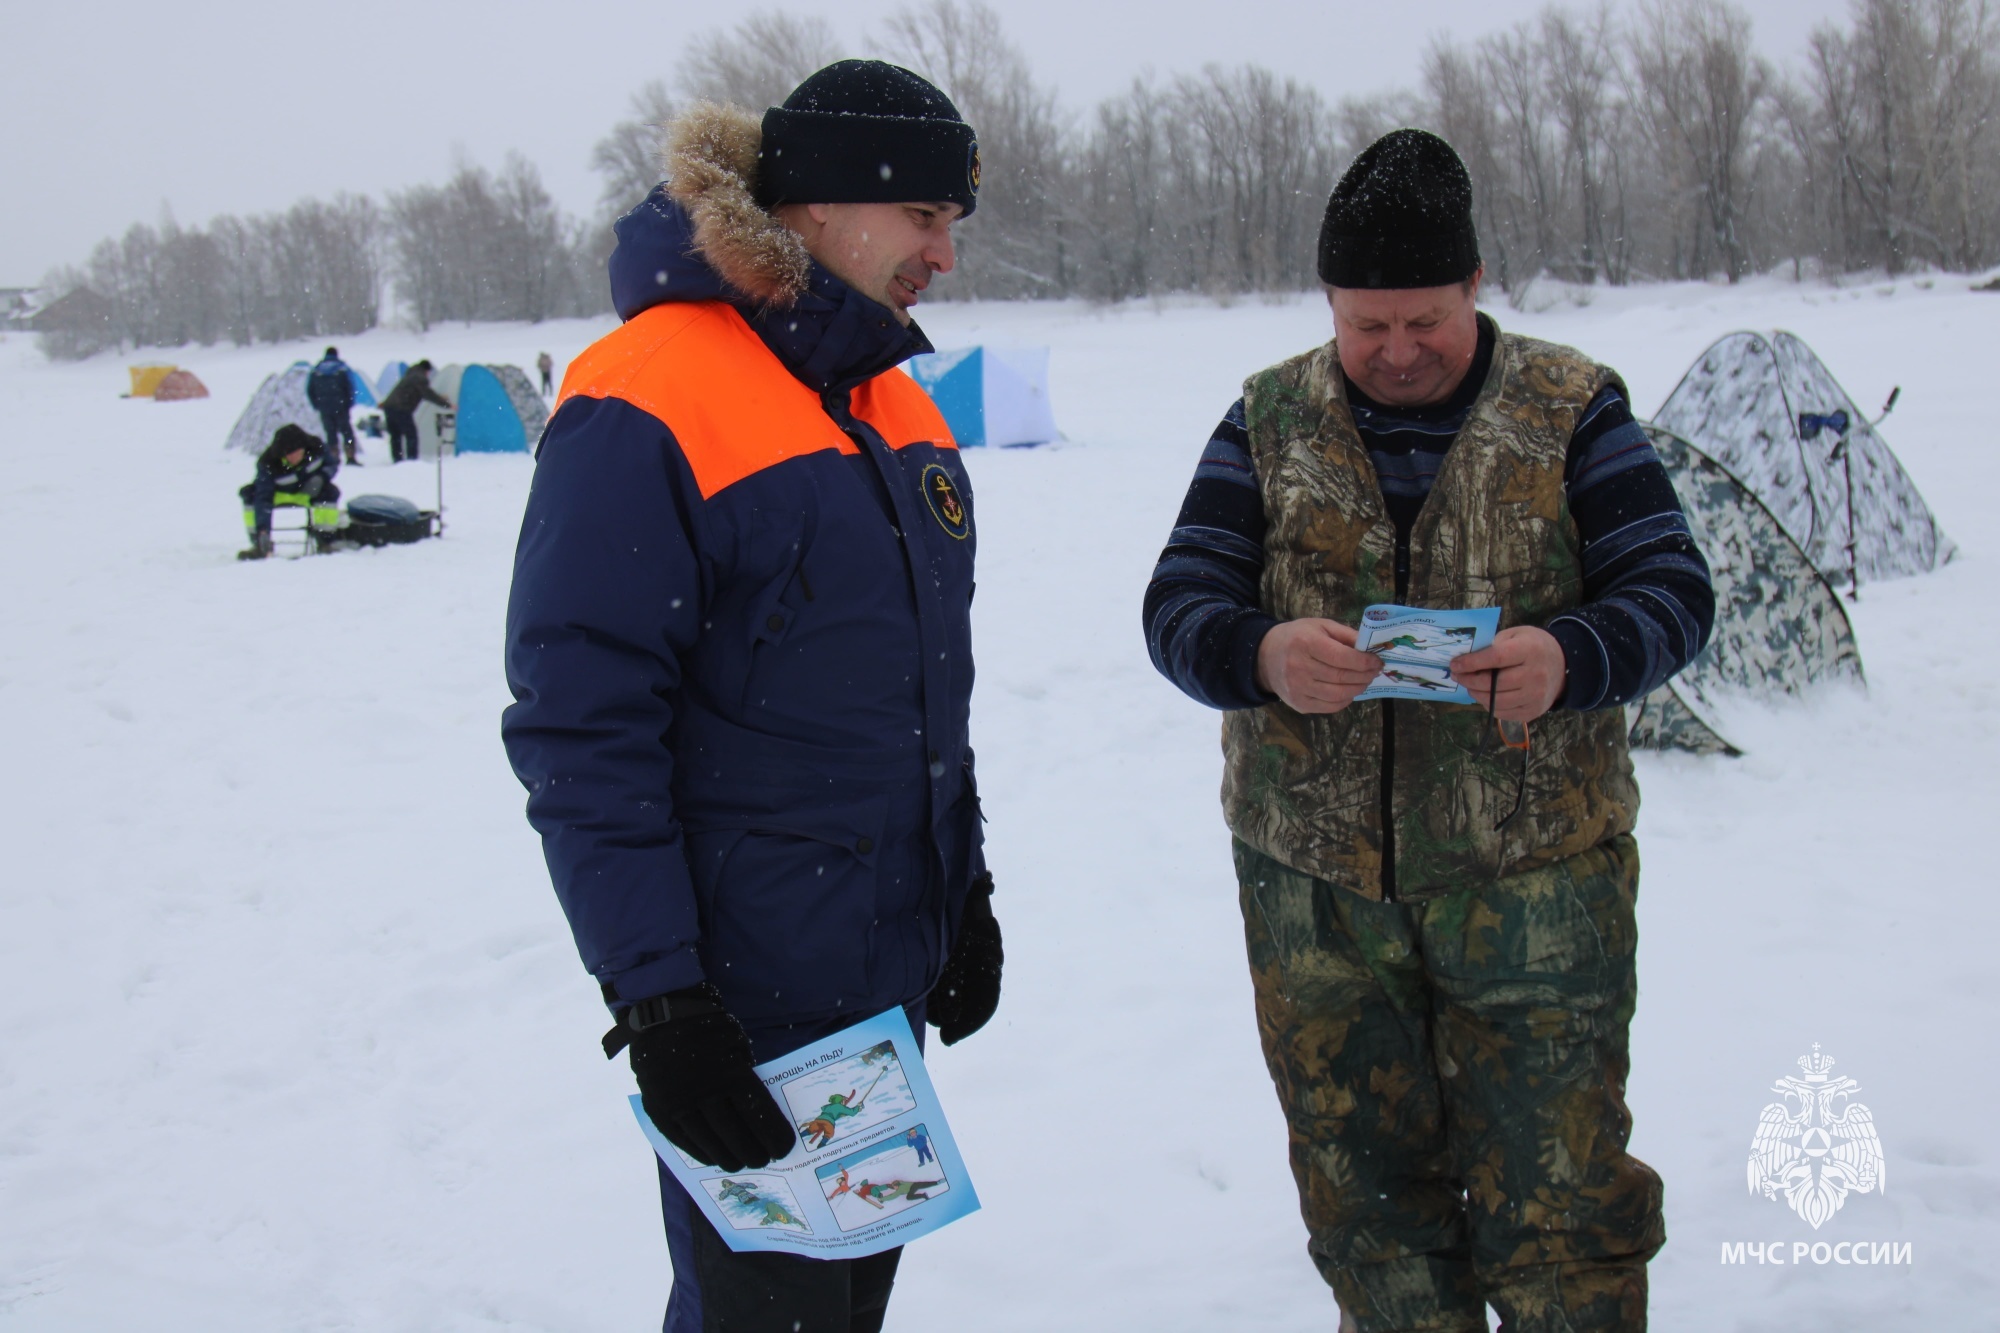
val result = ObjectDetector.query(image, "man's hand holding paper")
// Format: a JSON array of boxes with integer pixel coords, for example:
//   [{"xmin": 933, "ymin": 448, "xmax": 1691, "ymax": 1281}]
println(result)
[
  {"xmin": 1257, "ymin": 618, "xmax": 1384, "ymax": 714},
  {"xmin": 1450, "ymin": 625, "xmax": 1566, "ymax": 723}
]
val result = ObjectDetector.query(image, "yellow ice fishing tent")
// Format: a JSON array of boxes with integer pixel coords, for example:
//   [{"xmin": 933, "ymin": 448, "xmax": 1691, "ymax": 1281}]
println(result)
[{"xmin": 127, "ymin": 364, "xmax": 178, "ymax": 397}]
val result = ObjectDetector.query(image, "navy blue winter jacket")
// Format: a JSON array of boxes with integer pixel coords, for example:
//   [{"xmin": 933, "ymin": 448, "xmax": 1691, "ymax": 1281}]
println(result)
[
  {"xmin": 306, "ymin": 356, "xmax": 355, "ymax": 413},
  {"xmin": 501, "ymin": 183, "xmax": 985, "ymax": 1045}
]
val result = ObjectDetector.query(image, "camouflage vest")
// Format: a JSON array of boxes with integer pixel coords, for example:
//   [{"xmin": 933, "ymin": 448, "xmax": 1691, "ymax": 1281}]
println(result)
[{"xmin": 1221, "ymin": 327, "xmax": 1640, "ymax": 900}]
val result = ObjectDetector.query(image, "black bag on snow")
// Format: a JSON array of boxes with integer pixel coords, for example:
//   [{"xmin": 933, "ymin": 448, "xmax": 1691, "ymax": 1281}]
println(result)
[{"xmin": 344, "ymin": 493, "xmax": 435, "ymax": 546}]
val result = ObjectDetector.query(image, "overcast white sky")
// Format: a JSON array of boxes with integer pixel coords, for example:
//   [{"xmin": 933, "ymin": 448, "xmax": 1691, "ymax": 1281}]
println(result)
[{"xmin": 3, "ymin": 0, "xmax": 1855, "ymax": 285}]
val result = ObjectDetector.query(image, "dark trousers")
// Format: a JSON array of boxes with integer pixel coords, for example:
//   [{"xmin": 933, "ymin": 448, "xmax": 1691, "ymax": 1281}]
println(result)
[
  {"xmin": 318, "ymin": 408, "xmax": 356, "ymax": 458},
  {"xmin": 658, "ymin": 1165, "xmax": 901, "ymax": 1333},
  {"xmin": 1235, "ymin": 835, "xmax": 1662, "ymax": 1332},
  {"xmin": 240, "ymin": 476, "xmax": 339, "ymax": 533},
  {"xmin": 384, "ymin": 408, "xmax": 419, "ymax": 462}
]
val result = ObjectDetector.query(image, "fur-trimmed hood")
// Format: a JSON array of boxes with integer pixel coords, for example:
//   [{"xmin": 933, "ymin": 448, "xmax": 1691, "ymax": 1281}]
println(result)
[
  {"xmin": 605, "ymin": 101, "xmax": 931, "ymax": 393},
  {"xmin": 661, "ymin": 102, "xmax": 812, "ymax": 307}
]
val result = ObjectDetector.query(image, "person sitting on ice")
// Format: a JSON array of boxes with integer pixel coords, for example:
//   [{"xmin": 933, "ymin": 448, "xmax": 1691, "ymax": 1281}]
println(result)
[{"xmin": 239, "ymin": 423, "xmax": 339, "ymax": 560}]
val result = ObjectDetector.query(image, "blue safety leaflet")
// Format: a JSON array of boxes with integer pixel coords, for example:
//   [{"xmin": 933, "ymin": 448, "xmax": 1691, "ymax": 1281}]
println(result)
[
  {"xmin": 1353, "ymin": 604, "xmax": 1503, "ymax": 704},
  {"xmin": 633, "ymin": 1007, "xmax": 980, "ymax": 1259}
]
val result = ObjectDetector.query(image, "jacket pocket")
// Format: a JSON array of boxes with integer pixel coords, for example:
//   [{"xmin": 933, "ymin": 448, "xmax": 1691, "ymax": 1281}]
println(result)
[
  {"xmin": 684, "ymin": 798, "xmax": 889, "ymax": 1027},
  {"xmin": 734, "ymin": 559, "xmax": 815, "ymax": 711}
]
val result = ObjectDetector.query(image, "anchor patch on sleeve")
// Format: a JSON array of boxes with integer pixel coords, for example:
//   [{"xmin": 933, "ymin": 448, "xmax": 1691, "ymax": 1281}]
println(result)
[{"xmin": 922, "ymin": 464, "xmax": 971, "ymax": 540}]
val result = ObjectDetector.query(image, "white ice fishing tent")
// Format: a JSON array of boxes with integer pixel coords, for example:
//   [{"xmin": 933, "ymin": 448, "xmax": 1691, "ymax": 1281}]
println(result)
[
  {"xmin": 905, "ymin": 346, "xmax": 1058, "ymax": 448},
  {"xmin": 225, "ymin": 364, "xmax": 321, "ymax": 454},
  {"xmin": 375, "ymin": 360, "xmax": 409, "ymax": 401},
  {"xmin": 1652, "ymin": 331, "xmax": 1953, "ymax": 587},
  {"xmin": 1626, "ymin": 426, "xmax": 1864, "ymax": 757},
  {"xmin": 409, "ymin": 364, "xmax": 549, "ymax": 459}
]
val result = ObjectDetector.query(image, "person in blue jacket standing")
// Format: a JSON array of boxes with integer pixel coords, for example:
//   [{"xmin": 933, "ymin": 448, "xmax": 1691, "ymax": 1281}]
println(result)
[
  {"xmin": 502, "ymin": 61, "xmax": 1002, "ymax": 1333},
  {"xmin": 306, "ymin": 346, "xmax": 358, "ymax": 465}
]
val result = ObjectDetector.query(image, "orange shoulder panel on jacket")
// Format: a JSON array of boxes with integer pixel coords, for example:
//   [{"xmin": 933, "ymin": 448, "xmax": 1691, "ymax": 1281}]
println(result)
[
  {"xmin": 852, "ymin": 367, "xmax": 957, "ymax": 451},
  {"xmin": 556, "ymin": 302, "xmax": 856, "ymax": 499}
]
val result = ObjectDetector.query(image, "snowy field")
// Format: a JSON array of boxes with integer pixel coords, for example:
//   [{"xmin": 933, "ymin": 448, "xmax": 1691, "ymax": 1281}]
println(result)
[{"xmin": 1, "ymin": 274, "xmax": 1995, "ymax": 1331}]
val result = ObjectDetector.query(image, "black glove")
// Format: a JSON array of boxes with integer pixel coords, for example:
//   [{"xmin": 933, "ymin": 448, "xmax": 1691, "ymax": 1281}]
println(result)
[
  {"xmin": 608, "ymin": 984, "xmax": 796, "ymax": 1172},
  {"xmin": 929, "ymin": 872, "xmax": 1003, "ymax": 1046}
]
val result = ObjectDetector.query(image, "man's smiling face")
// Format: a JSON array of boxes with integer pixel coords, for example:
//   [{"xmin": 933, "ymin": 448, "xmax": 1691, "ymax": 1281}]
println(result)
[
  {"xmin": 789, "ymin": 201, "xmax": 962, "ymax": 325},
  {"xmin": 1329, "ymin": 271, "xmax": 1484, "ymax": 407}
]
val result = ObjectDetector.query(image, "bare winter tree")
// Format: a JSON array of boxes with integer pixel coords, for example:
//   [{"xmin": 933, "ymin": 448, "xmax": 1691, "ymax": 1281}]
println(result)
[
  {"xmin": 874, "ymin": 0, "xmax": 1073, "ymax": 297},
  {"xmin": 1423, "ymin": 39, "xmax": 1517, "ymax": 289},
  {"xmin": 678, "ymin": 12, "xmax": 844, "ymax": 111},
  {"xmin": 1160, "ymin": 64, "xmax": 1341, "ymax": 294},
  {"xmin": 1796, "ymin": 0, "xmax": 2000, "ymax": 274},
  {"xmin": 1628, "ymin": 0, "xmax": 1770, "ymax": 281},
  {"xmin": 37, "ymin": 196, "xmax": 381, "ymax": 358},
  {"xmin": 388, "ymin": 156, "xmax": 580, "ymax": 328},
  {"xmin": 1543, "ymin": 5, "xmax": 1630, "ymax": 282},
  {"xmin": 37, "ymin": 0, "xmax": 2000, "ymax": 362},
  {"xmin": 591, "ymin": 80, "xmax": 679, "ymax": 217},
  {"xmin": 1072, "ymin": 78, "xmax": 1171, "ymax": 302}
]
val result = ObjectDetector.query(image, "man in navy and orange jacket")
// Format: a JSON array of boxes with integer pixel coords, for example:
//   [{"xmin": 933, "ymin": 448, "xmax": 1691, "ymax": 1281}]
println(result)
[{"xmin": 502, "ymin": 61, "xmax": 999, "ymax": 1333}]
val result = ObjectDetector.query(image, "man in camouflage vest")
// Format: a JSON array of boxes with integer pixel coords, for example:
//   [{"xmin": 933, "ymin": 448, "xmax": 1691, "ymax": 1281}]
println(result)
[{"xmin": 1143, "ymin": 130, "xmax": 1716, "ymax": 1331}]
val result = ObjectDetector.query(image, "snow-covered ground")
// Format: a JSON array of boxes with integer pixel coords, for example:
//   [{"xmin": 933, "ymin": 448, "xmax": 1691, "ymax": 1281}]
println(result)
[{"xmin": 1, "ymin": 274, "xmax": 1994, "ymax": 1331}]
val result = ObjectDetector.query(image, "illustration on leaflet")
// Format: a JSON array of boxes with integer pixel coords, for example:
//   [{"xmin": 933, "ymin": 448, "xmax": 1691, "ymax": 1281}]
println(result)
[
  {"xmin": 1353, "ymin": 604, "xmax": 1502, "ymax": 705},
  {"xmin": 632, "ymin": 1008, "xmax": 979, "ymax": 1259}
]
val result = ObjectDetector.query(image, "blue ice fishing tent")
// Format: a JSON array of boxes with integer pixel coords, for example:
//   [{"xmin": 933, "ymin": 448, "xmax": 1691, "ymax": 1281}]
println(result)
[
  {"xmin": 375, "ymin": 360, "xmax": 409, "ymax": 401},
  {"xmin": 451, "ymin": 364, "xmax": 540, "ymax": 452},
  {"xmin": 905, "ymin": 346, "xmax": 1058, "ymax": 448},
  {"xmin": 408, "ymin": 363, "xmax": 548, "ymax": 457}
]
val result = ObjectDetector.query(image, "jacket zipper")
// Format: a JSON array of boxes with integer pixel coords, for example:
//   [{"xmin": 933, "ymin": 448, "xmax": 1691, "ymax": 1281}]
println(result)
[{"xmin": 1382, "ymin": 533, "xmax": 1411, "ymax": 901}]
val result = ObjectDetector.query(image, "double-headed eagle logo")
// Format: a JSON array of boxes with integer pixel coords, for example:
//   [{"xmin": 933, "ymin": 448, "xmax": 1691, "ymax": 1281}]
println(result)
[{"xmin": 1747, "ymin": 1044, "xmax": 1886, "ymax": 1229}]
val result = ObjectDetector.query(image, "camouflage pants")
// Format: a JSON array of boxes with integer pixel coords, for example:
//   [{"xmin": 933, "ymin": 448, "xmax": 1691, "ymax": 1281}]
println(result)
[{"xmin": 1234, "ymin": 835, "xmax": 1664, "ymax": 1333}]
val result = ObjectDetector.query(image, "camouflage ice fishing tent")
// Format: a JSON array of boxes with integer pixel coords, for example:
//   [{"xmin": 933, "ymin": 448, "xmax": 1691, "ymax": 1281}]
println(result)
[
  {"xmin": 1627, "ymin": 426, "xmax": 1865, "ymax": 757},
  {"xmin": 225, "ymin": 364, "xmax": 321, "ymax": 454},
  {"xmin": 1652, "ymin": 330, "xmax": 1954, "ymax": 586}
]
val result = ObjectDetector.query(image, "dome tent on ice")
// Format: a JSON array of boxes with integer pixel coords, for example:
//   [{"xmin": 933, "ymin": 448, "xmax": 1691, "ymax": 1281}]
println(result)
[
  {"xmin": 153, "ymin": 369, "xmax": 208, "ymax": 401},
  {"xmin": 1652, "ymin": 330, "xmax": 1953, "ymax": 586},
  {"xmin": 1626, "ymin": 425, "xmax": 1864, "ymax": 757},
  {"xmin": 375, "ymin": 360, "xmax": 409, "ymax": 401},
  {"xmin": 226, "ymin": 364, "xmax": 321, "ymax": 454},
  {"xmin": 905, "ymin": 346, "xmax": 1058, "ymax": 447},
  {"xmin": 408, "ymin": 364, "xmax": 548, "ymax": 459},
  {"xmin": 126, "ymin": 364, "xmax": 178, "ymax": 397}
]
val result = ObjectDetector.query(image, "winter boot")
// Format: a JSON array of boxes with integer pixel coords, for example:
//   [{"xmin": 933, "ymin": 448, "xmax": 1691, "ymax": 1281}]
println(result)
[{"xmin": 237, "ymin": 530, "xmax": 274, "ymax": 561}]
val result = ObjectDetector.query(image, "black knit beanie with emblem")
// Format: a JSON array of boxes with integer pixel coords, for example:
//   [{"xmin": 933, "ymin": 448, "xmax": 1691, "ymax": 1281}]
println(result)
[
  {"xmin": 1317, "ymin": 128, "xmax": 1480, "ymax": 289},
  {"xmin": 757, "ymin": 59, "xmax": 980, "ymax": 218}
]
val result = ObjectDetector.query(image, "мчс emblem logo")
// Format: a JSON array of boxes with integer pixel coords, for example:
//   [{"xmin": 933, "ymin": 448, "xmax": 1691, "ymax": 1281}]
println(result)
[
  {"xmin": 922, "ymin": 464, "xmax": 970, "ymax": 540},
  {"xmin": 1747, "ymin": 1044, "xmax": 1886, "ymax": 1229}
]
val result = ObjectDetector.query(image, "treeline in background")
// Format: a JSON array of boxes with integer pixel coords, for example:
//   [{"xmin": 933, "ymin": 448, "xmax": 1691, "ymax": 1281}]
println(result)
[{"xmin": 35, "ymin": 0, "xmax": 2000, "ymax": 359}]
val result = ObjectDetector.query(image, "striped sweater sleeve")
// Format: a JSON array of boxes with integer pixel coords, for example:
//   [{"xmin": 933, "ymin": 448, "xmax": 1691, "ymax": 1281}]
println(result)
[
  {"xmin": 1546, "ymin": 386, "xmax": 1716, "ymax": 711},
  {"xmin": 1142, "ymin": 400, "xmax": 1279, "ymax": 710},
  {"xmin": 1144, "ymin": 387, "xmax": 1716, "ymax": 714}
]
